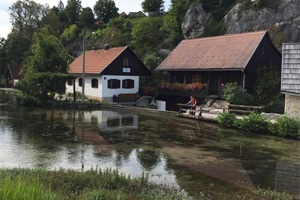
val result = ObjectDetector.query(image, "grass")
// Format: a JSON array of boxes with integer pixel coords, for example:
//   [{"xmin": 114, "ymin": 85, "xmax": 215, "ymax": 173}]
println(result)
[
  {"xmin": 0, "ymin": 168, "xmax": 186, "ymax": 200},
  {"xmin": 0, "ymin": 168, "xmax": 296, "ymax": 200}
]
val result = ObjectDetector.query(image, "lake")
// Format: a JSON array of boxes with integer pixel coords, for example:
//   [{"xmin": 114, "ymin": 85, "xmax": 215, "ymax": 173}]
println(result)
[{"xmin": 0, "ymin": 90, "xmax": 299, "ymax": 199}]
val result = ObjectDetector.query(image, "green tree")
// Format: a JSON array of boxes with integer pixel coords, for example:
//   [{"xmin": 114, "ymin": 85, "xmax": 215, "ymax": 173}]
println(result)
[
  {"xmin": 161, "ymin": 13, "xmax": 182, "ymax": 48},
  {"xmin": 143, "ymin": 52, "xmax": 164, "ymax": 87},
  {"xmin": 254, "ymin": 69, "xmax": 282, "ymax": 110},
  {"xmin": 169, "ymin": 0, "xmax": 194, "ymax": 23},
  {"xmin": 19, "ymin": 26, "xmax": 73, "ymax": 100},
  {"xmin": 101, "ymin": 17, "xmax": 132, "ymax": 47},
  {"xmin": 142, "ymin": 0, "xmax": 165, "ymax": 16},
  {"xmin": 65, "ymin": 0, "xmax": 82, "ymax": 25},
  {"xmin": 0, "ymin": 38, "xmax": 7, "ymax": 80},
  {"xmin": 2, "ymin": 34, "xmax": 31, "ymax": 65},
  {"xmin": 222, "ymin": 82, "xmax": 254, "ymax": 105},
  {"xmin": 79, "ymin": 7, "xmax": 95, "ymax": 29},
  {"xmin": 94, "ymin": 0, "xmax": 119, "ymax": 23},
  {"xmin": 131, "ymin": 17, "xmax": 164, "ymax": 57},
  {"xmin": 60, "ymin": 24, "xmax": 80, "ymax": 55},
  {"xmin": 9, "ymin": 0, "xmax": 50, "ymax": 39},
  {"xmin": 56, "ymin": 1, "xmax": 69, "ymax": 27},
  {"xmin": 41, "ymin": 8, "xmax": 65, "ymax": 37}
]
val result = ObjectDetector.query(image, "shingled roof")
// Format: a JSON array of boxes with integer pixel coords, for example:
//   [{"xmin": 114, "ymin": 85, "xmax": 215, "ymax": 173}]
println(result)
[
  {"xmin": 157, "ymin": 30, "xmax": 268, "ymax": 71},
  {"xmin": 281, "ymin": 43, "xmax": 300, "ymax": 95},
  {"xmin": 69, "ymin": 46, "xmax": 128, "ymax": 74}
]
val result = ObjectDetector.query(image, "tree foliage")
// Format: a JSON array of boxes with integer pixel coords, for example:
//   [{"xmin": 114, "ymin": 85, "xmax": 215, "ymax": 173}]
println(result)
[
  {"xmin": 100, "ymin": 17, "xmax": 132, "ymax": 47},
  {"xmin": 2, "ymin": 34, "xmax": 31, "ymax": 65},
  {"xmin": 131, "ymin": 17, "xmax": 164, "ymax": 57},
  {"xmin": 9, "ymin": 0, "xmax": 50, "ymax": 39},
  {"xmin": 79, "ymin": 7, "xmax": 95, "ymax": 29},
  {"xmin": 18, "ymin": 26, "xmax": 73, "ymax": 100},
  {"xmin": 142, "ymin": 0, "xmax": 165, "ymax": 16},
  {"xmin": 41, "ymin": 8, "xmax": 65, "ymax": 37},
  {"xmin": 65, "ymin": 0, "xmax": 82, "ymax": 25},
  {"xmin": 94, "ymin": 0, "xmax": 119, "ymax": 23}
]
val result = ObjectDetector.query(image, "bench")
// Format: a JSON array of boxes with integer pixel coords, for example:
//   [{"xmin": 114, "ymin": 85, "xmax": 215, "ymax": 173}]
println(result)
[
  {"xmin": 177, "ymin": 103, "xmax": 203, "ymax": 118},
  {"xmin": 228, "ymin": 104, "xmax": 263, "ymax": 115}
]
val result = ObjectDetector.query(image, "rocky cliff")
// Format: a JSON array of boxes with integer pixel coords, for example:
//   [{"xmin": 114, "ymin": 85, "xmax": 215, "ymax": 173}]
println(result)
[{"xmin": 182, "ymin": 0, "xmax": 300, "ymax": 43}]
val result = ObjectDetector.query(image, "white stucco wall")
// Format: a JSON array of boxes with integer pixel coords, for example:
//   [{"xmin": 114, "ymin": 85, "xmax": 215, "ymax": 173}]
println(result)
[
  {"xmin": 66, "ymin": 75, "xmax": 139, "ymax": 102},
  {"xmin": 78, "ymin": 110, "xmax": 139, "ymax": 132},
  {"xmin": 102, "ymin": 75, "xmax": 139, "ymax": 98},
  {"xmin": 285, "ymin": 94, "xmax": 300, "ymax": 118},
  {"xmin": 13, "ymin": 79, "xmax": 19, "ymax": 86}
]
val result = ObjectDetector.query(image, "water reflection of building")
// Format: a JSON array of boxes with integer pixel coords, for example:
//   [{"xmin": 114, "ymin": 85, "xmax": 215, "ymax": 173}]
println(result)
[
  {"xmin": 275, "ymin": 161, "xmax": 300, "ymax": 196},
  {"xmin": 78, "ymin": 110, "xmax": 138, "ymax": 132}
]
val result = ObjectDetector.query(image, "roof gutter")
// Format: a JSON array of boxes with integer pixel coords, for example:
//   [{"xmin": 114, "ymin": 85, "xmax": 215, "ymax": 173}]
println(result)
[{"xmin": 156, "ymin": 68, "xmax": 244, "ymax": 72}]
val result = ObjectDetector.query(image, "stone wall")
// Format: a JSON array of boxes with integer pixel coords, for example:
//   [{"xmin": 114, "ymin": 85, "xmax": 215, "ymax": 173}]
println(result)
[{"xmin": 285, "ymin": 94, "xmax": 300, "ymax": 118}]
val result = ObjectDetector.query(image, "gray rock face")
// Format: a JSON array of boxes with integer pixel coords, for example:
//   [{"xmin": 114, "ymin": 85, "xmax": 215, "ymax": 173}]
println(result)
[
  {"xmin": 224, "ymin": 0, "xmax": 300, "ymax": 42},
  {"xmin": 182, "ymin": 0, "xmax": 300, "ymax": 42},
  {"xmin": 181, "ymin": 2, "xmax": 212, "ymax": 39}
]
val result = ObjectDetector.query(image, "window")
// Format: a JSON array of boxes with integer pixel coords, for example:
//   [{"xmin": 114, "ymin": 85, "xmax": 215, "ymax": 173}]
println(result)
[
  {"xmin": 108, "ymin": 79, "xmax": 120, "ymax": 89},
  {"xmin": 122, "ymin": 79, "xmax": 134, "ymax": 89},
  {"xmin": 91, "ymin": 78, "xmax": 98, "ymax": 88},
  {"xmin": 79, "ymin": 78, "xmax": 82, "ymax": 87},
  {"xmin": 67, "ymin": 79, "xmax": 73, "ymax": 86},
  {"xmin": 192, "ymin": 75, "xmax": 201, "ymax": 83},
  {"xmin": 123, "ymin": 58, "xmax": 129, "ymax": 66},
  {"xmin": 123, "ymin": 67, "xmax": 131, "ymax": 73}
]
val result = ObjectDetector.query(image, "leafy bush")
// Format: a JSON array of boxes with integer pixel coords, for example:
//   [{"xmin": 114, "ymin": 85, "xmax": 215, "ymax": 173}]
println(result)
[
  {"xmin": 217, "ymin": 112, "xmax": 237, "ymax": 128},
  {"xmin": 15, "ymin": 91, "xmax": 42, "ymax": 106},
  {"xmin": 220, "ymin": 187, "xmax": 295, "ymax": 200},
  {"xmin": 268, "ymin": 116, "xmax": 300, "ymax": 139},
  {"xmin": 235, "ymin": 113, "xmax": 269, "ymax": 133},
  {"xmin": 222, "ymin": 83, "xmax": 254, "ymax": 105}
]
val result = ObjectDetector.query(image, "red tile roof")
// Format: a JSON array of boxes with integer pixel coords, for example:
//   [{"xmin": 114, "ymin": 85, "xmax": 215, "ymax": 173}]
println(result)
[
  {"xmin": 157, "ymin": 30, "xmax": 267, "ymax": 71},
  {"xmin": 69, "ymin": 46, "xmax": 128, "ymax": 74}
]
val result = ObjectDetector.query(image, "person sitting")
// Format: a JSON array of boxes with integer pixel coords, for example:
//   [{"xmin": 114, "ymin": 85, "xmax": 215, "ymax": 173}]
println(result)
[
  {"xmin": 186, "ymin": 96, "xmax": 197, "ymax": 106},
  {"xmin": 186, "ymin": 96, "xmax": 197, "ymax": 115}
]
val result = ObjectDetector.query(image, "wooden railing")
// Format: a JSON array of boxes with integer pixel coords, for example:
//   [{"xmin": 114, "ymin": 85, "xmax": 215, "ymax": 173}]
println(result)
[
  {"xmin": 228, "ymin": 104, "xmax": 263, "ymax": 115},
  {"xmin": 177, "ymin": 103, "xmax": 203, "ymax": 119}
]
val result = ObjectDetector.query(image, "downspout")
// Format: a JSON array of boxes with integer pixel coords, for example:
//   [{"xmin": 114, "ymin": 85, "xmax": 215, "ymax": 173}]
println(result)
[
  {"xmin": 242, "ymin": 70, "xmax": 246, "ymax": 104},
  {"xmin": 208, "ymin": 71, "xmax": 210, "ymax": 95},
  {"xmin": 218, "ymin": 71, "xmax": 221, "ymax": 97},
  {"xmin": 73, "ymin": 78, "xmax": 76, "ymax": 103},
  {"xmin": 242, "ymin": 70, "xmax": 246, "ymax": 89}
]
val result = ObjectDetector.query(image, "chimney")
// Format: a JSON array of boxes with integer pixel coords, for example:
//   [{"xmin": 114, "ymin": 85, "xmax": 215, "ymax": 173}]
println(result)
[{"xmin": 104, "ymin": 43, "xmax": 110, "ymax": 50}]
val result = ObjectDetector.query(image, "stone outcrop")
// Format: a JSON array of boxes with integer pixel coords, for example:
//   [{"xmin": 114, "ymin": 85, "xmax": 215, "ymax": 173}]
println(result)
[
  {"xmin": 182, "ymin": 0, "xmax": 300, "ymax": 42},
  {"xmin": 224, "ymin": 0, "xmax": 300, "ymax": 42},
  {"xmin": 181, "ymin": 2, "xmax": 212, "ymax": 39}
]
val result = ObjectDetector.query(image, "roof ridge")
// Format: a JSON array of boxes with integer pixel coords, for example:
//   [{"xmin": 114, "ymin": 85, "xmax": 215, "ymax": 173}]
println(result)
[
  {"xmin": 182, "ymin": 30, "xmax": 267, "ymax": 43},
  {"xmin": 86, "ymin": 45, "xmax": 128, "ymax": 52}
]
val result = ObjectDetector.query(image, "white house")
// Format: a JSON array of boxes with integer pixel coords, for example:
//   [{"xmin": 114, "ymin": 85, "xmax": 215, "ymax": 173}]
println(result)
[
  {"xmin": 66, "ymin": 46, "xmax": 151, "ymax": 102},
  {"xmin": 281, "ymin": 43, "xmax": 300, "ymax": 118}
]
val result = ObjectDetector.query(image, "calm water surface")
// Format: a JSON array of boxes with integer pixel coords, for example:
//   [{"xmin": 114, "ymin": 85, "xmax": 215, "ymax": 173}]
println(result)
[{"xmin": 0, "ymin": 91, "xmax": 299, "ymax": 199}]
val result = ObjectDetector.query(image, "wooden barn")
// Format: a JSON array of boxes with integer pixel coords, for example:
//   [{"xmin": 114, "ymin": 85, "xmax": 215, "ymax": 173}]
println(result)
[
  {"xmin": 281, "ymin": 43, "xmax": 300, "ymax": 118},
  {"xmin": 4, "ymin": 65, "xmax": 25, "ymax": 87},
  {"xmin": 156, "ymin": 30, "xmax": 281, "ymax": 110}
]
